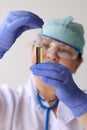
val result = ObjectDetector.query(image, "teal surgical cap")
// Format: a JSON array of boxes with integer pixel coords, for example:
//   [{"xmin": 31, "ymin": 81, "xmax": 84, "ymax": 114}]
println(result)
[{"xmin": 41, "ymin": 16, "xmax": 85, "ymax": 53}]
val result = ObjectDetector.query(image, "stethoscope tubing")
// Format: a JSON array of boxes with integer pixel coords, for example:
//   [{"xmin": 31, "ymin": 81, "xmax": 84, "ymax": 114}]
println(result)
[{"xmin": 36, "ymin": 93, "xmax": 59, "ymax": 130}]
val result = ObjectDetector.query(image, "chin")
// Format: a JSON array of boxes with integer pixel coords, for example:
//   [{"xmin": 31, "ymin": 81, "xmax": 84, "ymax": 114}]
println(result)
[{"xmin": 34, "ymin": 75, "xmax": 55, "ymax": 90}]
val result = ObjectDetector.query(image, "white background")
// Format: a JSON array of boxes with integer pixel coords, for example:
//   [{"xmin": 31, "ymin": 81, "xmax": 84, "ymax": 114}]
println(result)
[{"xmin": 0, "ymin": 0, "xmax": 87, "ymax": 89}]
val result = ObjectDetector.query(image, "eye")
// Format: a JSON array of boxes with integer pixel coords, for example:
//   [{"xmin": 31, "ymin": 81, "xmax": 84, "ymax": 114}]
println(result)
[
  {"xmin": 42, "ymin": 43, "xmax": 49, "ymax": 49},
  {"xmin": 58, "ymin": 48, "xmax": 73, "ymax": 56}
]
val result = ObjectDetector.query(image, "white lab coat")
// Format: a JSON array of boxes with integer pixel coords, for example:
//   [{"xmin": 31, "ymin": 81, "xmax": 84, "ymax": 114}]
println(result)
[{"xmin": 0, "ymin": 75, "xmax": 85, "ymax": 130}]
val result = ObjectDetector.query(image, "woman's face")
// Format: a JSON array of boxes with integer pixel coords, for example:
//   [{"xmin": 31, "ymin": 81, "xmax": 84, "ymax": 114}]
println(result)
[
  {"xmin": 31, "ymin": 37, "xmax": 82, "ymax": 97},
  {"xmin": 32, "ymin": 37, "xmax": 82, "ymax": 73}
]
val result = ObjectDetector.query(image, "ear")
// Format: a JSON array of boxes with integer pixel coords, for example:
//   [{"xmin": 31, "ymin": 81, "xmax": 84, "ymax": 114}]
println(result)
[{"xmin": 73, "ymin": 58, "xmax": 83, "ymax": 73}]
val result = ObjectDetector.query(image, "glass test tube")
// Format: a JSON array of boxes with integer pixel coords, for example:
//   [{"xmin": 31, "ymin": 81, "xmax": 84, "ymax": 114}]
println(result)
[
  {"xmin": 36, "ymin": 29, "xmax": 43, "ymax": 64},
  {"xmin": 36, "ymin": 46, "xmax": 42, "ymax": 63}
]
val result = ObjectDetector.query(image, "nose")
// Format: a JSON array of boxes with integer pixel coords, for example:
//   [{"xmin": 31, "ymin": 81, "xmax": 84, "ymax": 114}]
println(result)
[{"xmin": 46, "ymin": 47, "xmax": 60, "ymax": 62}]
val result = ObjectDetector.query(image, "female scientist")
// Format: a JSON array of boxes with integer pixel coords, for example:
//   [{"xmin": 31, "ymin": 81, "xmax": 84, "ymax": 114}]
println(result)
[{"xmin": 0, "ymin": 10, "xmax": 87, "ymax": 130}]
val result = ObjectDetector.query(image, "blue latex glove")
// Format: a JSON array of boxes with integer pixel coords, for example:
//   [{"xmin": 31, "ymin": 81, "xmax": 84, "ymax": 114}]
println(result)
[
  {"xmin": 0, "ymin": 10, "xmax": 44, "ymax": 58},
  {"xmin": 30, "ymin": 62, "xmax": 87, "ymax": 117}
]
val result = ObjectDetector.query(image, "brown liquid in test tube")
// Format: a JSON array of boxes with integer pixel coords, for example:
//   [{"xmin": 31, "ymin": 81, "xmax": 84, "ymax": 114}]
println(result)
[
  {"xmin": 36, "ymin": 29, "xmax": 43, "ymax": 63},
  {"xmin": 36, "ymin": 46, "xmax": 42, "ymax": 63}
]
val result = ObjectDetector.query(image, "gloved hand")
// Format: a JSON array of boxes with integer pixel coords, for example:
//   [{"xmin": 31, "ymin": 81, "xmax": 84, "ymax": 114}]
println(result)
[
  {"xmin": 0, "ymin": 10, "xmax": 44, "ymax": 58},
  {"xmin": 30, "ymin": 62, "xmax": 87, "ymax": 117}
]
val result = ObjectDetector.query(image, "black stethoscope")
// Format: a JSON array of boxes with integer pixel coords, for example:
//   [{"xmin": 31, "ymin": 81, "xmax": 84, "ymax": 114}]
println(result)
[{"xmin": 36, "ymin": 92, "xmax": 59, "ymax": 130}]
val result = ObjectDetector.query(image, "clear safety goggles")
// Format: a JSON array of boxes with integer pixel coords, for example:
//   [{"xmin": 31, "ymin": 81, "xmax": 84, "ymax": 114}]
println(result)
[{"xmin": 36, "ymin": 36, "xmax": 79, "ymax": 60}]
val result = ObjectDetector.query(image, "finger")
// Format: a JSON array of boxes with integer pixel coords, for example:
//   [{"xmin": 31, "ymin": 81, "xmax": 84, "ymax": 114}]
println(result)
[
  {"xmin": 7, "ymin": 16, "xmax": 43, "ymax": 32},
  {"xmin": 27, "ymin": 11, "xmax": 44, "ymax": 27},
  {"xmin": 10, "ymin": 10, "xmax": 32, "ymax": 17},
  {"xmin": 15, "ymin": 26, "xmax": 30, "ymax": 38},
  {"xmin": 30, "ymin": 62, "xmax": 65, "ymax": 73},
  {"xmin": 30, "ymin": 64, "xmax": 65, "ymax": 82},
  {"xmin": 10, "ymin": 10, "xmax": 43, "ymax": 21},
  {"xmin": 8, "ymin": 10, "xmax": 44, "ymax": 28}
]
